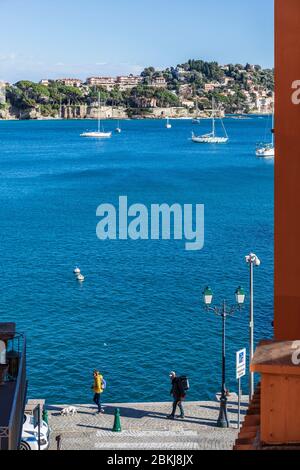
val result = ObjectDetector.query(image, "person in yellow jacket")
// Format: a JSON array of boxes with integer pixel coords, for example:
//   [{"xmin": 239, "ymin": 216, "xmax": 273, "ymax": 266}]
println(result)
[{"xmin": 92, "ymin": 370, "xmax": 105, "ymax": 413}]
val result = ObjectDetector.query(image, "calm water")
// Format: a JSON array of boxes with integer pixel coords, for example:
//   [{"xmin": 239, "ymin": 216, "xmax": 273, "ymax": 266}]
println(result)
[{"xmin": 0, "ymin": 117, "xmax": 273, "ymax": 404}]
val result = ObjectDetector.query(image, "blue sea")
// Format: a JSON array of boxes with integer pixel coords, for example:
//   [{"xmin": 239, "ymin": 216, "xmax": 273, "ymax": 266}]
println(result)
[{"xmin": 0, "ymin": 117, "xmax": 273, "ymax": 404}]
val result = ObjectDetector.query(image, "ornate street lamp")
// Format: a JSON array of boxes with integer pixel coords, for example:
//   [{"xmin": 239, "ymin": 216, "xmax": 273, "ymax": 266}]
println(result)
[
  {"xmin": 202, "ymin": 286, "xmax": 245, "ymax": 428},
  {"xmin": 245, "ymin": 253, "xmax": 261, "ymax": 399}
]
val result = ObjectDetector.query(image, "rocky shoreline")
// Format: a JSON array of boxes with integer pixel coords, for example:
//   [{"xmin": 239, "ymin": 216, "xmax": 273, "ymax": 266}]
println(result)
[
  {"xmin": 0, "ymin": 105, "xmax": 268, "ymax": 121},
  {"xmin": 0, "ymin": 105, "xmax": 209, "ymax": 121}
]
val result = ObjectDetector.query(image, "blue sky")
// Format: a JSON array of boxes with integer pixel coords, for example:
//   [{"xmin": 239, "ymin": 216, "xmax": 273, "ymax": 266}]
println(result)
[{"xmin": 0, "ymin": 0, "xmax": 274, "ymax": 83}]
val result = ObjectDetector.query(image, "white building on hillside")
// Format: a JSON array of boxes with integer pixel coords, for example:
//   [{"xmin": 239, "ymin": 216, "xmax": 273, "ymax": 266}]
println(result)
[
  {"xmin": 56, "ymin": 78, "xmax": 83, "ymax": 88},
  {"xmin": 116, "ymin": 75, "xmax": 142, "ymax": 90}
]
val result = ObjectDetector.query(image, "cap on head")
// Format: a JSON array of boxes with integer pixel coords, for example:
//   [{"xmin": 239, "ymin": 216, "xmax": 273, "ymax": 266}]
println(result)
[{"xmin": 169, "ymin": 371, "xmax": 176, "ymax": 378}]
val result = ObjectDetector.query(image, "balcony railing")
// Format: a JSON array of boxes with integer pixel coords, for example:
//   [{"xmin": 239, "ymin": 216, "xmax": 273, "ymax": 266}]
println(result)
[{"xmin": 0, "ymin": 332, "xmax": 27, "ymax": 450}]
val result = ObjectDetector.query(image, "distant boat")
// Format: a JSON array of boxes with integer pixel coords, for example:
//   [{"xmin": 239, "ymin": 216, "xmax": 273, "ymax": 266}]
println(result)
[
  {"xmin": 192, "ymin": 99, "xmax": 228, "ymax": 144},
  {"xmin": 113, "ymin": 106, "xmax": 122, "ymax": 133},
  {"xmin": 73, "ymin": 266, "xmax": 80, "ymax": 274},
  {"xmin": 256, "ymin": 113, "xmax": 274, "ymax": 158},
  {"xmin": 76, "ymin": 273, "xmax": 85, "ymax": 282},
  {"xmin": 165, "ymin": 117, "xmax": 172, "ymax": 129},
  {"xmin": 115, "ymin": 121, "xmax": 122, "ymax": 133},
  {"xmin": 192, "ymin": 99, "xmax": 201, "ymax": 124},
  {"xmin": 80, "ymin": 92, "xmax": 112, "ymax": 138}
]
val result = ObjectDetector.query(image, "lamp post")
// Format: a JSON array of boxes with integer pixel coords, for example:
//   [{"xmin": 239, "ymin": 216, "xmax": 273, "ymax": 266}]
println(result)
[
  {"xmin": 245, "ymin": 253, "xmax": 261, "ymax": 400},
  {"xmin": 203, "ymin": 286, "xmax": 246, "ymax": 428}
]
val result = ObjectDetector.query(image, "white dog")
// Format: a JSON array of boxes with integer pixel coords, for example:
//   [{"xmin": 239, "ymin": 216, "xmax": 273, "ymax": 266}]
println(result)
[{"xmin": 61, "ymin": 406, "xmax": 78, "ymax": 416}]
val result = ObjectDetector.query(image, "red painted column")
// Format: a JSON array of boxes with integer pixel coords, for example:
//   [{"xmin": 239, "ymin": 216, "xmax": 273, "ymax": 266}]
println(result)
[{"xmin": 275, "ymin": 0, "xmax": 300, "ymax": 340}]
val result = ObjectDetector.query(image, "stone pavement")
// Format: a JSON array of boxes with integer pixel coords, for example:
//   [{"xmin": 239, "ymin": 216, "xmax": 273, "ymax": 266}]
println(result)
[{"xmin": 47, "ymin": 397, "xmax": 248, "ymax": 450}]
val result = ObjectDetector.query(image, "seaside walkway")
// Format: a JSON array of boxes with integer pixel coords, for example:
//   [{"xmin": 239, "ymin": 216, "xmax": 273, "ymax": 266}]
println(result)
[{"xmin": 47, "ymin": 397, "xmax": 248, "ymax": 450}]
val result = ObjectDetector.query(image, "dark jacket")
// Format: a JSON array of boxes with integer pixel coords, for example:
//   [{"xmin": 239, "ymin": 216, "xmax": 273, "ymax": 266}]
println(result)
[{"xmin": 170, "ymin": 377, "xmax": 185, "ymax": 399}]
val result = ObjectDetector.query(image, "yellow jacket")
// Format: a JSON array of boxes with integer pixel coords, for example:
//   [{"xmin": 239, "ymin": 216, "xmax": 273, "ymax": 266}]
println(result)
[{"xmin": 93, "ymin": 373, "xmax": 104, "ymax": 394}]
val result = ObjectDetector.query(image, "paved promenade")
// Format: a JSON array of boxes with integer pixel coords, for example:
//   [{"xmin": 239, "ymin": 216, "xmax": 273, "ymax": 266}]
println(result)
[{"xmin": 48, "ymin": 396, "xmax": 248, "ymax": 450}]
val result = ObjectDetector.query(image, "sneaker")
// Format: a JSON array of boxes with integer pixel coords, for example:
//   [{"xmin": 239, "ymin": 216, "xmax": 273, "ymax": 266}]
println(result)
[
  {"xmin": 179, "ymin": 415, "xmax": 185, "ymax": 419},
  {"xmin": 167, "ymin": 414, "xmax": 175, "ymax": 420}
]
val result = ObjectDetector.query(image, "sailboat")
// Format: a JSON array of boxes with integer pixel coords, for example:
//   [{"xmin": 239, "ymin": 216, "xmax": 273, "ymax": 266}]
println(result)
[
  {"xmin": 255, "ymin": 113, "xmax": 275, "ymax": 158},
  {"xmin": 80, "ymin": 92, "xmax": 112, "ymax": 138},
  {"xmin": 191, "ymin": 99, "xmax": 228, "ymax": 143},
  {"xmin": 165, "ymin": 117, "xmax": 172, "ymax": 129}
]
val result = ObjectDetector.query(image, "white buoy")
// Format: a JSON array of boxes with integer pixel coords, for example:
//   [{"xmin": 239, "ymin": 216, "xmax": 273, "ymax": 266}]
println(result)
[{"xmin": 73, "ymin": 267, "xmax": 81, "ymax": 274}]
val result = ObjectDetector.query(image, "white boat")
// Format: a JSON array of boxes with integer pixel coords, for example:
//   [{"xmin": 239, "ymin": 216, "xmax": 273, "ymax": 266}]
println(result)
[
  {"xmin": 256, "ymin": 143, "xmax": 275, "ymax": 158},
  {"xmin": 76, "ymin": 273, "xmax": 85, "ymax": 281},
  {"xmin": 165, "ymin": 117, "xmax": 172, "ymax": 129},
  {"xmin": 192, "ymin": 99, "xmax": 201, "ymax": 124},
  {"xmin": 114, "ymin": 107, "xmax": 121, "ymax": 133},
  {"xmin": 192, "ymin": 99, "xmax": 228, "ymax": 144},
  {"xmin": 256, "ymin": 113, "xmax": 275, "ymax": 158},
  {"xmin": 73, "ymin": 267, "xmax": 81, "ymax": 274},
  {"xmin": 81, "ymin": 131, "xmax": 111, "ymax": 138},
  {"xmin": 80, "ymin": 92, "xmax": 112, "ymax": 138}
]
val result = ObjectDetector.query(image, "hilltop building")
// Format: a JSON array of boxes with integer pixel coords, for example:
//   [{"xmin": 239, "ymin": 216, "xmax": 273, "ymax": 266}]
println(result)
[
  {"xmin": 39, "ymin": 79, "xmax": 51, "ymax": 86},
  {"xmin": 86, "ymin": 76, "xmax": 117, "ymax": 90},
  {"xmin": 56, "ymin": 78, "xmax": 83, "ymax": 88},
  {"xmin": 204, "ymin": 83, "xmax": 220, "ymax": 92},
  {"xmin": 150, "ymin": 76, "xmax": 167, "ymax": 88},
  {"xmin": 116, "ymin": 75, "xmax": 143, "ymax": 90},
  {"xmin": 86, "ymin": 75, "xmax": 142, "ymax": 90}
]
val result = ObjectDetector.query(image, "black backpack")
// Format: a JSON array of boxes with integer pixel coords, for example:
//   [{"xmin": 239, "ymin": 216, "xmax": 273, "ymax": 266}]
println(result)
[{"xmin": 179, "ymin": 375, "xmax": 190, "ymax": 392}]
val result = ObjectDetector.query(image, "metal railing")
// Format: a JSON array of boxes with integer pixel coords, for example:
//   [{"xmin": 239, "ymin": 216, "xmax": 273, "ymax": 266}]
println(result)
[{"xmin": 0, "ymin": 333, "xmax": 27, "ymax": 450}]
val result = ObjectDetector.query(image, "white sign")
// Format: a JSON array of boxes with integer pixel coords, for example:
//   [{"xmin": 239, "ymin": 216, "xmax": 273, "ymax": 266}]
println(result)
[{"xmin": 236, "ymin": 348, "xmax": 246, "ymax": 380}]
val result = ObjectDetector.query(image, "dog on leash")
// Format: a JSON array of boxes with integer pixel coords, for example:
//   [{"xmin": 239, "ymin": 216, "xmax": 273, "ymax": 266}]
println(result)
[{"xmin": 60, "ymin": 406, "xmax": 78, "ymax": 416}]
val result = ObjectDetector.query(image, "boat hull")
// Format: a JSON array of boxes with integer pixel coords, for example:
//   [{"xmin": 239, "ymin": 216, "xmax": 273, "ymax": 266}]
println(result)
[
  {"xmin": 192, "ymin": 136, "xmax": 228, "ymax": 144},
  {"xmin": 256, "ymin": 146, "xmax": 275, "ymax": 157},
  {"xmin": 80, "ymin": 132, "xmax": 112, "ymax": 138}
]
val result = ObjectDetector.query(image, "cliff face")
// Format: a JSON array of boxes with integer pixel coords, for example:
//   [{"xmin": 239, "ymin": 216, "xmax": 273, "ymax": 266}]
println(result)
[
  {"xmin": 0, "ymin": 104, "xmax": 217, "ymax": 120},
  {"xmin": 61, "ymin": 105, "xmax": 128, "ymax": 119}
]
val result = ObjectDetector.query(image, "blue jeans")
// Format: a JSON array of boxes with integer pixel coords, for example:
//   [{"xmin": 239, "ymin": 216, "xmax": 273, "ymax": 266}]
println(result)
[{"xmin": 93, "ymin": 393, "xmax": 101, "ymax": 412}]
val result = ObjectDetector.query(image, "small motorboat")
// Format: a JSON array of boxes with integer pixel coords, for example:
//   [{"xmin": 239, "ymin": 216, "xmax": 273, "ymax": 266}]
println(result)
[
  {"xmin": 165, "ymin": 117, "xmax": 172, "ymax": 129},
  {"xmin": 255, "ymin": 143, "xmax": 275, "ymax": 158},
  {"xmin": 73, "ymin": 267, "xmax": 81, "ymax": 274},
  {"xmin": 76, "ymin": 273, "xmax": 85, "ymax": 282}
]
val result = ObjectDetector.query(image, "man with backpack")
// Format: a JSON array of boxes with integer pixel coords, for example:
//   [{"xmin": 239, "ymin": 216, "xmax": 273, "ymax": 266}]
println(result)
[
  {"xmin": 92, "ymin": 370, "xmax": 106, "ymax": 414},
  {"xmin": 167, "ymin": 371, "xmax": 188, "ymax": 420}
]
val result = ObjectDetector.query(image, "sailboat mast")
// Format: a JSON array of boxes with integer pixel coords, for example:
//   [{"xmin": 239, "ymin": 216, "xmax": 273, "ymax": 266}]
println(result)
[
  {"xmin": 212, "ymin": 98, "xmax": 215, "ymax": 137},
  {"xmin": 98, "ymin": 91, "xmax": 101, "ymax": 133}
]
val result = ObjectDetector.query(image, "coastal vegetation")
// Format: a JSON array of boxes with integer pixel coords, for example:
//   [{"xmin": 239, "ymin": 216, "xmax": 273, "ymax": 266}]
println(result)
[{"xmin": 0, "ymin": 60, "xmax": 274, "ymax": 119}]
